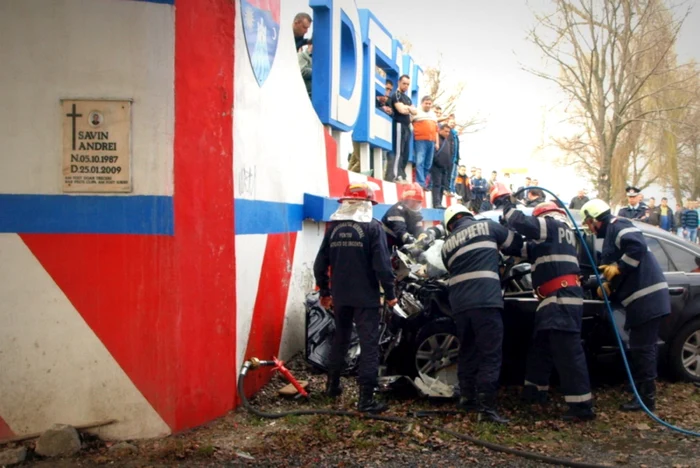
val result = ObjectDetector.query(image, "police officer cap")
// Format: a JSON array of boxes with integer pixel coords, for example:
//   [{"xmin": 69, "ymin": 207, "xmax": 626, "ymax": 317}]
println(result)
[{"xmin": 625, "ymin": 186, "xmax": 641, "ymax": 197}]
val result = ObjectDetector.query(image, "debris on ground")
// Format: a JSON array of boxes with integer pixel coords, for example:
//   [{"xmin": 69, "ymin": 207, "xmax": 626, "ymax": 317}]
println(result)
[
  {"xmin": 16, "ymin": 355, "xmax": 700, "ymax": 467},
  {"xmin": 34, "ymin": 424, "xmax": 81, "ymax": 457},
  {"xmin": 0, "ymin": 446, "xmax": 27, "ymax": 466}
]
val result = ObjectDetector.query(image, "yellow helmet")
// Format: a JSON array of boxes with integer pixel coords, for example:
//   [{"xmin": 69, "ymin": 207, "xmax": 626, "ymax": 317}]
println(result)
[
  {"xmin": 444, "ymin": 204, "xmax": 472, "ymax": 232},
  {"xmin": 580, "ymin": 199, "xmax": 611, "ymax": 221}
]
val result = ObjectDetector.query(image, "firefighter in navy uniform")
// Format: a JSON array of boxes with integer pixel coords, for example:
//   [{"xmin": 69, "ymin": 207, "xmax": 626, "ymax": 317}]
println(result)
[
  {"xmin": 313, "ymin": 183, "xmax": 398, "ymax": 414},
  {"xmin": 441, "ymin": 204, "xmax": 520, "ymax": 424},
  {"xmin": 381, "ymin": 183, "xmax": 426, "ymax": 250},
  {"xmin": 618, "ymin": 186, "xmax": 648, "ymax": 220},
  {"xmin": 491, "ymin": 185, "xmax": 595, "ymax": 421},
  {"xmin": 580, "ymin": 199, "xmax": 670, "ymax": 412}
]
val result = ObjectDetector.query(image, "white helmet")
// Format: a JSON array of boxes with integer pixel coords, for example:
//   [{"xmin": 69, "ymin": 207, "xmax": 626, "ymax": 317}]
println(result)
[
  {"xmin": 580, "ymin": 199, "xmax": 611, "ymax": 221},
  {"xmin": 444, "ymin": 204, "xmax": 472, "ymax": 232}
]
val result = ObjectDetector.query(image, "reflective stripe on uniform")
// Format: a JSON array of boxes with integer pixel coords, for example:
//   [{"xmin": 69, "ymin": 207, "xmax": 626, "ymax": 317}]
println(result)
[
  {"xmin": 621, "ymin": 282, "xmax": 668, "ymax": 307},
  {"xmin": 505, "ymin": 208, "xmax": 516, "ymax": 221},
  {"xmin": 524, "ymin": 380, "xmax": 549, "ymax": 391},
  {"xmin": 448, "ymin": 270, "xmax": 500, "ymax": 286},
  {"xmin": 387, "ymin": 216, "xmax": 405, "ymax": 222},
  {"xmin": 502, "ymin": 230, "xmax": 515, "ymax": 249},
  {"xmin": 564, "ymin": 393, "xmax": 593, "ymax": 403},
  {"xmin": 531, "ymin": 254, "xmax": 579, "ymax": 272},
  {"xmin": 446, "ymin": 241, "xmax": 498, "ymax": 268},
  {"xmin": 615, "ymin": 227, "xmax": 641, "ymax": 249},
  {"xmin": 620, "ymin": 254, "xmax": 640, "ymax": 268},
  {"xmin": 520, "ymin": 242, "xmax": 528, "ymax": 258},
  {"xmin": 537, "ymin": 296, "xmax": 584, "ymax": 311}
]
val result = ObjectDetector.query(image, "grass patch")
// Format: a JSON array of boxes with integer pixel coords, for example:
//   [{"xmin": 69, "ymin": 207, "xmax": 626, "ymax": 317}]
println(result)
[
  {"xmin": 196, "ymin": 445, "xmax": 216, "ymax": 457},
  {"xmin": 284, "ymin": 414, "xmax": 312, "ymax": 426}
]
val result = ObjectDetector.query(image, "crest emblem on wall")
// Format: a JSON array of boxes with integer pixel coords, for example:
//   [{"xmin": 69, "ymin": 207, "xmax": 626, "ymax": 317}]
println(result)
[{"xmin": 241, "ymin": 0, "xmax": 280, "ymax": 87}]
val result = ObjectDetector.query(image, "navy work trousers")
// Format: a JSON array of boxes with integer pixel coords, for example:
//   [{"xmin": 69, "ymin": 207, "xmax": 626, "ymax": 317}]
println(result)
[
  {"xmin": 628, "ymin": 316, "xmax": 663, "ymax": 382},
  {"xmin": 525, "ymin": 329, "xmax": 592, "ymax": 404},
  {"xmin": 454, "ymin": 308, "xmax": 504, "ymax": 396},
  {"xmin": 328, "ymin": 306, "xmax": 381, "ymax": 389}
]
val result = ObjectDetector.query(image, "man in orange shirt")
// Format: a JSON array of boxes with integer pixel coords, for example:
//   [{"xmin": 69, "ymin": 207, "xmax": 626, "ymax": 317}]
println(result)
[{"xmin": 412, "ymin": 96, "xmax": 439, "ymax": 189}]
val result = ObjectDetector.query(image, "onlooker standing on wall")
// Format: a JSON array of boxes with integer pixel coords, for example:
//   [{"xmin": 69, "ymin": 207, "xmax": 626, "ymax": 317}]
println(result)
[
  {"xmin": 430, "ymin": 124, "xmax": 454, "ymax": 209},
  {"xmin": 682, "ymin": 201, "xmax": 699, "ymax": 243},
  {"xmin": 386, "ymin": 75, "xmax": 417, "ymax": 182},
  {"xmin": 412, "ymin": 96, "xmax": 439, "ymax": 189},
  {"xmin": 297, "ymin": 39, "xmax": 313, "ymax": 98},
  {"xmin": 292, "ymin": 13, "xmax": 312, "ymax": 51}
]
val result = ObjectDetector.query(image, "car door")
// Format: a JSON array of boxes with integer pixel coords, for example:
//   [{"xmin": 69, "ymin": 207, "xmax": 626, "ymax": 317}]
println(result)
[{"xmin": 644, "ymin": 235, "xmax": 696, "ymax": 341}]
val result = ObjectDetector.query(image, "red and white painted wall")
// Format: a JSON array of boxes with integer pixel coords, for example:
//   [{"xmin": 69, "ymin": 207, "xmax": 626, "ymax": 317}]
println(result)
[{"xmin": 0, "ymin": 0, "xmax": 450, "ymax": 440}]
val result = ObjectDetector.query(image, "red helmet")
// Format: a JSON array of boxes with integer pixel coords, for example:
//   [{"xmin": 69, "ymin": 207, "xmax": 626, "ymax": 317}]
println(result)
[
  {"xmin": 401, "ymin": 183, "xmax": 424, "ymax": 203},
  {"xmin": 533, "ymin": 201, "xmax": 565, "ymax": 218},
  {"xmin": 338, "ymin": 182, "xmax": 378, "ymax": 205},
  {"xmin": 490, "ymin": 182, "xmax": 511, "ymax": 205}
]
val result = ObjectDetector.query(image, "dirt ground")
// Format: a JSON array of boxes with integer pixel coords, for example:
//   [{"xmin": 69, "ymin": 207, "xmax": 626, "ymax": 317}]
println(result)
[{"xmin": 10, "ymin": 356, "xmax": 700, "ymax": 468}]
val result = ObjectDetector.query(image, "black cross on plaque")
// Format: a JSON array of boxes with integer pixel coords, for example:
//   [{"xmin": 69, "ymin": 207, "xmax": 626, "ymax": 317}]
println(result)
[{"xmin": 66, "ymin": 103, "xmax": 82, "ymax": 150}]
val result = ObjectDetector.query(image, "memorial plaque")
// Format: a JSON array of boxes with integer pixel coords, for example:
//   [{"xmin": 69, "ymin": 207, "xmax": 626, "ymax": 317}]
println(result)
[{"xmin": 62, "ymin": 99, "xmax": 132, "ymax": 193}]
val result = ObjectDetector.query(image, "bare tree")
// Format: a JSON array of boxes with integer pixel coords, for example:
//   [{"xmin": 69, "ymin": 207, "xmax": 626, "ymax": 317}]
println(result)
[
  {"xmin": 422, "ymin": 56, "xmax": 487, "ymax": 135},
  {"xmin": 399, "ymin": 39, "xmax": 486, "ymax": 136},
  {"xmin": 526, "ymin": 0, "xmax": 692, "ymax": 203}
]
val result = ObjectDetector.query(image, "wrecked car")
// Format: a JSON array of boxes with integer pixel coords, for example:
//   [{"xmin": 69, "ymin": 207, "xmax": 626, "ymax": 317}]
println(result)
[{"xmin": 305, "ymin": 209, "xmax": 700, "ymax": 396}]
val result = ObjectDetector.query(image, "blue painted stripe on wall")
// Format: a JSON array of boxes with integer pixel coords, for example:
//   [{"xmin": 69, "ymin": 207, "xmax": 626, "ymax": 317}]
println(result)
[
  {"xmin": 0, "ymin": 195, "xmax": 174, "ymax": 235},
  {"xmin": 303, "ymin": 193, "xmax": 446, "ymax": 223},
  {"xmin": 235, "ymin": 199, "xmax": 304, "ymax": 235},
  {"xmin": 1, "ymin": 194, "xmax": 428, "ymax": 236}
]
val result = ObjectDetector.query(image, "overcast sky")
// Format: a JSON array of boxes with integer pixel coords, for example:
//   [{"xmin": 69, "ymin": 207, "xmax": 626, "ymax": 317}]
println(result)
[{"xmin": 286, "ymin": 0, "xmax": 699, "ymax": 200}]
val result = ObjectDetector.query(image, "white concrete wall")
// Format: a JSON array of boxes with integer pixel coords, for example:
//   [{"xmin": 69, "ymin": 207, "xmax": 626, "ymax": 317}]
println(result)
[
  {"xmin": 233, "ymin": 1, "xmax": 328, "ymax": 204},
  {"xmin": 233, "ymin": 2, "xmax": 333, "ymax": 365},
  {"xmin": 0, "ymin": 235, "xmax": 171, "ymax": 439},
  {"xmin": 0, "ymin": 0, "xmax": 175, "ymax": 439},
  {"xmin": 278, "ymin": 221, "xmax": 326, "ymax": 360},
  {"xmin": 0, "ymin": 0, "xmax": 174, "ymax": 196}
]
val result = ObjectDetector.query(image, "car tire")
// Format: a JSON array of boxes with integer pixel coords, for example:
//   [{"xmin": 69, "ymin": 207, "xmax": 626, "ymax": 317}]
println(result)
[
  {"xmin": 411, "ymin": 318, "xmax": 460, "ymax": 380},
  {"xmin": 668, "ymin": 318, "xmax": 700, "ymax": 383}
]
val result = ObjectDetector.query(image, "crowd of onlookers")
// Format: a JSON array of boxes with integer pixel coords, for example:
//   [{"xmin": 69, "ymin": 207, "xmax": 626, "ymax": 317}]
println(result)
[
  {"xmin": 613, "ymin": 186, "xmax": 700, "ymax": 244},
  {"xmin": 293, "ymin": 13, "xmax": 464, "ymax": 207}
]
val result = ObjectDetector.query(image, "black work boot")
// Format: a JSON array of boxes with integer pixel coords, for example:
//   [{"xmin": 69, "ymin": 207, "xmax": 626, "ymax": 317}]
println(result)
[
  {"xmin": 562, "ymin": 402, "xmax": 596, "ymax": 422},
  {"xmin": 358, "ymin": 386, "xmax": 388, "ymax": 414},
  {"xmin": 477, "ymin": 393, "xmax": 509, "ymax": 424},
  {"xmin": 620, "ymin": 380, "xmax": 656, "ymax": 412},
  {"xmin": 325, "ymin": 372, "xmax": 343, "ymax": 398},
  {"xmin": 521, "ymin": 384, "xmax": 550, "ymax": 405},
  {"xmin": 457, "ymin": 385, "xmax": 478, "ymax": 412}
]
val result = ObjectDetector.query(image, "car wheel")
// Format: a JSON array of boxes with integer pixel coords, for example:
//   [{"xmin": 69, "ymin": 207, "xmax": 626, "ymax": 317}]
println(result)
[
  {"xmin": 669, "ymin": 318, "xmax": 700, "ymax": 382},
  {"xmin": 413, "ymin": 319, "xmax": 460, "ymax": 386}
]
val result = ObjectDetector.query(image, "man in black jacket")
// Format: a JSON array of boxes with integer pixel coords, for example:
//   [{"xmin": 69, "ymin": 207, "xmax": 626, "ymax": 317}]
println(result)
[
  {"xmin": 314, "ymin": 183, "xmax": 398, "ymax": 413},
  {"xmin": 569, "ymin": 190, "xmax": 589, "ymax": 210},
  {"xmin": 429, "ymin": 124, "xmax": 454, "ymax": 208}
]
